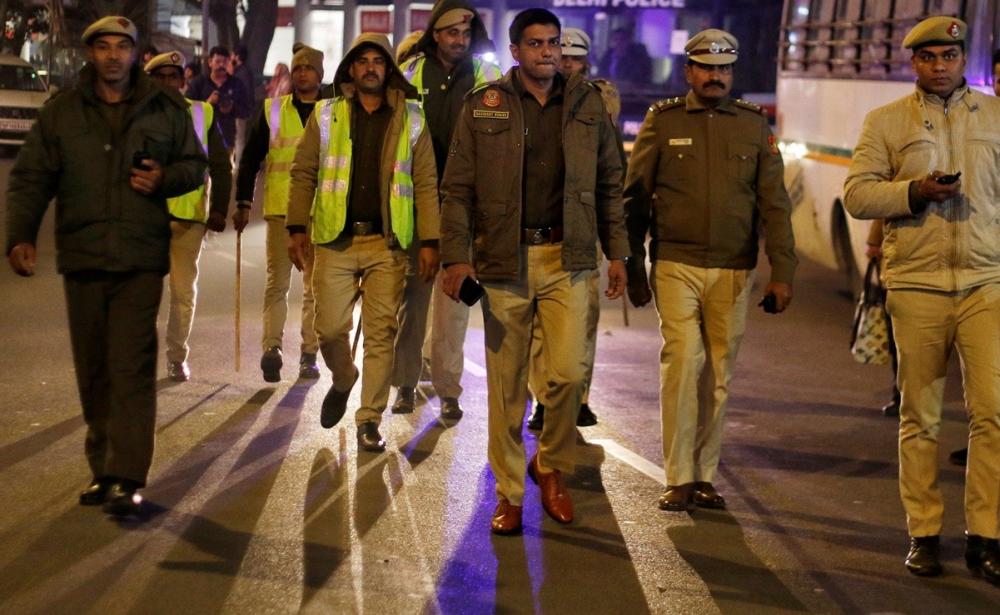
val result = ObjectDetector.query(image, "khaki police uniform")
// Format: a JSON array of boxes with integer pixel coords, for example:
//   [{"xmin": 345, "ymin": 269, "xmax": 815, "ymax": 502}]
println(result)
[
  {"xmin": 624, "ymin": 29, "xmax": 796, "ymax": 490},
  {"xmin": 844, "ymin": 17, "xmax": 1000, "ymax": 539}
]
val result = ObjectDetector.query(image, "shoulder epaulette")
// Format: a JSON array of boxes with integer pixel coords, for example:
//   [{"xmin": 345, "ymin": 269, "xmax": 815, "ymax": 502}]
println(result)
[
  {"xmin": 732, "ymin": 98, "xmax": 764, "ymax": 114},
  {"xmin": 649, "ymin": 97, "xmax": 683, "ymax": 114}
]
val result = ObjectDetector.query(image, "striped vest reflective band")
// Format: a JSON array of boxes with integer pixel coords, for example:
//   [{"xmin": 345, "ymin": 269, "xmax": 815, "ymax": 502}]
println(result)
[
  {"xmin": 401, "ymin": 56, "xmax": 502, "ymax": 97},
  {"xmin": 263, "ymin": 94, "xmax": 306, "ymax": 217},
  {"xmin": 167, "ymin": 99, "xmax": 213, "ymax": 222},
  {"xmin": 311, "ymin": 97, "xmax": 424, "ymax": 249}
]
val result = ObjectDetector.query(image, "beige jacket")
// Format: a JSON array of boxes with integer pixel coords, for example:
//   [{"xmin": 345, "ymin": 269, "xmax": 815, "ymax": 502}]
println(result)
[{"xmin": 844, "ymin": 85, "xmax": 1000, "ymax": 291}]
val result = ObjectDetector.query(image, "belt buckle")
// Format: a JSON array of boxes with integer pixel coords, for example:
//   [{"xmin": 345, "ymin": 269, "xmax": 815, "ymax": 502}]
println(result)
[
  {"xmin": 353, "ymin": 221, "xmax": 373, "ymax": 236},
  {"xmin": 530, "ymin": 229, "xmax": 545, "ymax": 245}
]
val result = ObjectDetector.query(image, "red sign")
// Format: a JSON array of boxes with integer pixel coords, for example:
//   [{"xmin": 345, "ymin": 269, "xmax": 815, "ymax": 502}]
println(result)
[
  {"xmin": 359, "ymin": 9, "xmax": 392, "ymax": 34},
  {"xmin": 409, "ymin": 9, "xmax": 433, "ymax": 32}
]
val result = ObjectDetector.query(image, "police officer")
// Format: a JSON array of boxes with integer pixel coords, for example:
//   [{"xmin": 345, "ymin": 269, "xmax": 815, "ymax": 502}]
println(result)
[
  {"xmin": 236, "ymin": 45, "xmax": 326, "ymax": 382},
  {"xmin": 6, "ymin": 17, "xmax": 207, "ymax": 515},
  {"xmin": 624, "ymin": 29, "xmax": 796, "ymax": 514},
  {"xmin": 390, "ymin": 0, "xmax": 501, "ymax": 420},
  {"xmin": 844, "ymin": 17, "xmax": 1000, "ymax": 582},
  {"xmin": 146, "ymin": 51, "xmax": 233, "ymax": 382}
]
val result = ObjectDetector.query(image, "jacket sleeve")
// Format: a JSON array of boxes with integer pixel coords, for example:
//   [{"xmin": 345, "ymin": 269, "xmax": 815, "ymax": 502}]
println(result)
[
  {"xmin": 843, "ymin": 109, "xmax": 913, "ymax": 220},
  {"xmin": 5, "ymin": 114, "xmax": 58, "ymax": 253},
  {"xmin": 207, "ymin": 114, "xmax": 233, "ymax": 218},
  {"xmin": 595, "ymin": 104, "xmax": 629, "ymax": 260},
  {"xmin": 622, "ymin": 108, "xmax": 658, "ymax": 279},
  {"xmin": 235, "ymin": 103, "xmax": 270, "ymax": 203},
  {"xmin": 160, "ymin": 105, "xmax": 210, "ymax": 198},
  {"xmin": 439, "ymin": 101, "xmax": 477, "ymax": 266},
  {"xmin": 755, "ymin": 119, "xmax": 798, "ymax": 285},
  {"xmin": 287, "ymin": 110, "xmax": 321, "ymax": 229},
  {"xmin": 412, "ymin": 121, "xmax": 440, "ymax": 243}
]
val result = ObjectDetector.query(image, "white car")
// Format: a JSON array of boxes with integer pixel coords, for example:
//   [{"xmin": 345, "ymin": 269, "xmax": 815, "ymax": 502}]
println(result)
[{"xmin": 0, "ymin": 53, "xmax": 48, "ymax": 146}]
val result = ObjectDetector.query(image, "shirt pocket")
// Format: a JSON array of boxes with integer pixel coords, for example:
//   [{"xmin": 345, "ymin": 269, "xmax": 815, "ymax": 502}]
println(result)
[
  {"xmin": 657, "ymin": 145, "xmax": 698, "ymax": 186},
  {"xmin": 728, "ymin": 142, "xmax": 757, "ymax": 184},
  {"xmin": 472, "ymin": 119, "xmax": 514, "ymax": 206}
]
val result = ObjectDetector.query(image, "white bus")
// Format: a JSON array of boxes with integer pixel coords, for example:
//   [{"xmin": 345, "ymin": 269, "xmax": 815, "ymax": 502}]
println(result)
[{"xmin": 775, "ymin": 0, "xmax": 998, "ymax": 290}]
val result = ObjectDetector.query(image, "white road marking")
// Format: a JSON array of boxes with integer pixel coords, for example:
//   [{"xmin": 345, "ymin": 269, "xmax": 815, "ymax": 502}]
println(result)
[
  {"xmin": 590, "ymin": 438, "xmax": 664, "ymax": 484},
  {"xmin": 462, "ymin": 358, "xmax": 487, "ymax": 377}
]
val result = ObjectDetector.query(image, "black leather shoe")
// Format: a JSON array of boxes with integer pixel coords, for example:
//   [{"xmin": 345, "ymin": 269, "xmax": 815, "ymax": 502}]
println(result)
[
  {"xmin": 658, "ymin": 483, "xmax": 695, "ymax": 512},
  {"xmin": 79, "ymin": 477, "xmax": 112, "ymax": 506},
  {"xmin": 357, "ymin": 421, "xmax": 386, "ymax": 452},
  {"xmin": 167, "ymin": 361, "xmax": 190, "ymax": 382},
  {"xmin": 881, "ymin": 400, "xmax": 899, "ymax": 417},
  {"xmin": 392, "ymin": 387, "xmax": 416, "ymax": 414},
  {"xmin": 102, "ymin": 480, "xmax": 143, "ymax": 517},
  {"xmin": 261, "ymin": 346, "xmax": 282, "ymax": 383},
  {"xmin": 693, "ymin": 481, "xmax": 726, "ymax": 509},
  {"xmin": 440, "ymin": 397, "xmax": 464, "ymax": 421},
  {"xmin": 576, "ymin": 403, "xmax": 598, "ymax": 427},
  {"xmin": 905, "ymin": 535, "xmax": 942, "ymax": 576},
  {"xmin": 321, "ymin": 368, "xmax": 358, "ymax": 429},
  {"xmin": 298, "ymin": 353, "xmax": 320, "ymax": 379},
  {"xmin": 949, "ymin": 448, "xmax": 968, "ymax": 467},
  {"xmin": 526, "ymin": 403, "xmax": 544, "ymax": 430},
  {"xmin": 966, "ymin": 534, "xmax": 1000, "ymax": 584}
]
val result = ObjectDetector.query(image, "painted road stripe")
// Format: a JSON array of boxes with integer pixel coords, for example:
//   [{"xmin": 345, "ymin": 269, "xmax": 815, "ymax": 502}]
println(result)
[
  {"xmin": 590, "ymin": 439, "xmax": 664, "ymax": 483},
  {"xmin": 463, "ymin": 358, "xmax": 487, "ymax": 377}
]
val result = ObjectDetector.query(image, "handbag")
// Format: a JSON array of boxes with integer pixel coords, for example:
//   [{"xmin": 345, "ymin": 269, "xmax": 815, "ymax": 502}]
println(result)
[{"xmin": 849, "ymin": 258, "xmax": 891, "ymax": 365}]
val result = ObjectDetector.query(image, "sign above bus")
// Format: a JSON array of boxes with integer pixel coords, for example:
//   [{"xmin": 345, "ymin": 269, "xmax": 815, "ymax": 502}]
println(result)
[{"xmin": 552, "ymin": 0, "xmax": 687, "ymax": 8}]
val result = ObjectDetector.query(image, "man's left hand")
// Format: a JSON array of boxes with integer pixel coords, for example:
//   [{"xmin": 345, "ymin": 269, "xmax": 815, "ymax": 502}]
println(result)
[
  {"xmin": 418, "ymin": 246, "xmax": 440, "ymax": 282},
  {"xmin": 606, "ymin": 259, "xmax": 627, "ymax": 300},
  {"xmin": 129, "ymin": 159, "xmax": 164, "ymax": 195},
  {"xmin": 765, "ymin": 281, "xmax": 793, "ymax": 313},
  {"xmin": 206, "ymin": 211, "xmax": 226, "ymax": 232}
]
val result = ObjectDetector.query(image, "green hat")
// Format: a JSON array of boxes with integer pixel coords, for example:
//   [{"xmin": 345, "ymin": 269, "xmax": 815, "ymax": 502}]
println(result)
[
  {"xmin": 144, "ymin": 50, "xmax": 186, "ymax": 74},
  {"xmin": 684, "ymin": 28, "xmax": 738, "ymax": 65},
  {"xmin": 82, "ymin": 16, "xmax": 138, "ymax": 46},
  {"xmin": 903, "ymin": 16, "xmax": 967, "ymax": 49}
]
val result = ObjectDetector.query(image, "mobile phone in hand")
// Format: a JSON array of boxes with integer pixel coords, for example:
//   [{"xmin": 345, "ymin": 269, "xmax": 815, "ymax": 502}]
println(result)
[
  {"xmin": 132, "ymin": 150, "xmax": 152, "ymax": 171},
  {"xmin": 459, "ymin": 276, "xmax": 485, "ymax": 306},
  {"xmin": 758, "ymin": 293, "xmax": 778, "ymax": 314},
  {"xmin": 936, "ymin": 172, "xmax": 961, "ymax": 185}
]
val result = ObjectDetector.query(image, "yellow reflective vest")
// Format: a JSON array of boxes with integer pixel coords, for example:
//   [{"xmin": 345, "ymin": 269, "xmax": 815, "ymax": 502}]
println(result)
[
  {"xmin": 263, "ymin": 94, "xmax": 307, "ymax": 217},
  {"xmin": 401, "ymin": 56, "xmax": 501, "ymax": 97},
  {"xmin": 310, "ymin": 97, "xmax": 424, "ymax": 249},
  {"xmin": 167, "ymin": 99, "xmax": 213, "ymax": 222}
]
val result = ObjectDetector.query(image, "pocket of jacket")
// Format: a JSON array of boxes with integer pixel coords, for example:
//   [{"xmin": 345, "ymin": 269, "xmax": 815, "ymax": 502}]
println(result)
[
  {"xmin": 895, "ymin": 133, "xmax": 936, "ymax": 178},
  {"xmin": 572, "ymin": 113, "xmax": 599, "ymax": 152},
  {"xmin": 728, "ymin": 143, "xmax": 757, "ymax": 183},
  {"xmin": 658, "ymin": 148, "xmax": 698, "ymax": 183}
]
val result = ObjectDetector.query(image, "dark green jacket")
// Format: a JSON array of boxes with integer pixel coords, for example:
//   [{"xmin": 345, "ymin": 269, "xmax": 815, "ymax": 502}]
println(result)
[
  {"xmin": 5, "ymin": 64, "xmax": 208, "ymax": 274},
  {"xmin": 439, "ymin": 69, "xmax": 629, "ymax": 281},
  {"xmin": 624, "ymin": 92, "xmax": 797, "ymax": 284}
]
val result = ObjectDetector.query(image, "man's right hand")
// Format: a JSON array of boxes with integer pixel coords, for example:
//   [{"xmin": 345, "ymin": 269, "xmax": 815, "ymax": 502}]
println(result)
[
  {"xmin": 232, "ymin": 208, "xmax": 250, "ymax": 233},
  {"xmin": 441, "ymin": 263, "xmax": 475, "ymax": 302},
  {"xmin": 288, "ymin": 232, "xmax": 310, "ymax": 272},
  {"xmin": 627, "ymin": 278, "xmax": 653, "ymax": 308},
  {"xmin": 916, "ymin": 171, "xmax": 962, "ymax": 203},
  {"xmin": 7, "ymin": 243, "xmax": 36, "ymax": 277}
]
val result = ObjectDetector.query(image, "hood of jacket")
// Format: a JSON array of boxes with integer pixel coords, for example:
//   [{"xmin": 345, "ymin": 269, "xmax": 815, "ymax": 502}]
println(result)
[
  {"xmin": 333, "ymin": 33, "xmax": 418, "ymax": 99},
  {"xmin": 412, "ymin": 0, "xmax": 494, "ymax": 57}
]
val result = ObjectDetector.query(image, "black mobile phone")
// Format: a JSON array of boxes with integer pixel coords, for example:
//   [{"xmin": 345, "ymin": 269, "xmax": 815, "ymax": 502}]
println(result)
[
  {"xmin": 132, "ymin": 150, "xmax": 152, "ymax": 171},
  {"xmin": 936, "ymin": 172, "xmax": 961, "ymax": 185},
  {"xmin": 758, "ymin": 293, "xmax": 778, "ymax": 314},
  {"xmin": 459, "ymin": 276, "xmax": 485, "ymax": 306}
]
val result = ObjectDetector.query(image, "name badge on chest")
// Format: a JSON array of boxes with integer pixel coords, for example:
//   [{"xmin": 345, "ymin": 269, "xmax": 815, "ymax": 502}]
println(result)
[
  {"xmin": 669, "ymin": 138, "xmax": 693, "ymax": 146},
  {"xmin": 473, "ymin": 109, "xmax": 510, "ymax": 120}
]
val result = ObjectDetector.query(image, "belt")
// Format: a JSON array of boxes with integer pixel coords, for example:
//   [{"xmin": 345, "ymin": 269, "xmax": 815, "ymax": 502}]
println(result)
[
  {"xmin": 521, "ymin": 226, "xmax": 564, "ymax": 245},
  {"xmin": 349, "ymin": 221, "xmax": 380, "ymax": 236}
]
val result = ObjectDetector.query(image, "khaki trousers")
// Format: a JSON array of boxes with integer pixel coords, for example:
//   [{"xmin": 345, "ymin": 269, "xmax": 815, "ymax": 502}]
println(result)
[
  {"xmin": 166, "ymin": 220, "xmax": 206, "ymax": 363},
  {"xmin": 391, "ymin": 239, "xmax": 435, "ymax": 388},
  {"xmin": 529, "ymin": 268, "xmax": 600, "ymax": 405},
  {"xmin": 428, "ymin": 281, "xmax": 471, "ymax": 399},
  {"xmin": 262, "ymin": 216, "xmax": 318, "ymax": 354},
  {"xmin": 887, "ymin": 284, "xmax": 1000, "ymax": 538},
  {"xmin": 312, "ymin": 235, "xmax": 407, "ymax": 425},
  {"xmin": 653, "ymin": 261, "xmax": 753, "ymax": 486},
  {"xmin": 482, "ymin": 244, "xmax": 592, "ymax": 506}
]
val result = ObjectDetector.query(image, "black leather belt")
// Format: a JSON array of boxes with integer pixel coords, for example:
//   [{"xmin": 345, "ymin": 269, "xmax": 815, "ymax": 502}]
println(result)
[
  {"xmin": 350, "ymin": 221, "xmax": 380, "ymax": 236},
  {"xmin": 522, "ymin": 226, "xmax": 564, "ymax": 245}
]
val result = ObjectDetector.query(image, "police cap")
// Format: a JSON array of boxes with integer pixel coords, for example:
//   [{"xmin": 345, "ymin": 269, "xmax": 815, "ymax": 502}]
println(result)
[
  {"xmin": 82, "ymin": 16, "xmax": 138, "ymax": 46},
  {"xmin": 902, "ymin": 16, "xmax": 967, "ymax": 50},
  {"xmin": 144, "ymin": 51, "xmax": 186, "ymax": 74},
  {"xmin": 684, "ymin": 28, "xmax": 738, "ymax": 66},
  {"xmin": 561, "ymin": 28, "xmax": 591, "ymax": 57}
]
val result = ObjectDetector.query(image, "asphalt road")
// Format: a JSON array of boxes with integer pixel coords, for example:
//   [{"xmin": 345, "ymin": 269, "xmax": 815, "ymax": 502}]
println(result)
[{"xmin": 0, "ymin": 155, "xmax": 997, "ymax": 614}]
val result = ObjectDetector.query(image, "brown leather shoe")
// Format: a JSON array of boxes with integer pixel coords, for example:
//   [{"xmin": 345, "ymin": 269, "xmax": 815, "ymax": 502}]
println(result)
[
  {"xmin": 658, "ymin": 483, "xmax": 695, "ymax": 512},
  {"xmin": 693, "ymin": 482, "xmax": 726, "ymax": 509},
  {"xmin": 491, "ymin": 498, "xmax": 523, "ymax": 535},
  {"xmin": 528, "ymin": 453, "xmax": 574, "ymax": 523}
]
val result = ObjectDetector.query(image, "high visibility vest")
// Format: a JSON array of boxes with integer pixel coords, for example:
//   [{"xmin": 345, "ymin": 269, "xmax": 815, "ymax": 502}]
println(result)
[
  {"xmin": 310, "ymin": 97, "xmax": 424, "ymax": 249},
  {"xmin": 401, "ymin": 56, "xmax": 501, "ymax": 98},
  {"xmin": 167, "ymin": 99, "xmax": 213, "ymax": 223},
  {"xmin": 263, "ymin": 94, "xmax": 307, "ymax": 217}
]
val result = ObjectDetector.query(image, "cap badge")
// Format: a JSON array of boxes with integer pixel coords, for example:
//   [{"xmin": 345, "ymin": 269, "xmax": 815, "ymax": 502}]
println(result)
[
  {"xmin": 709, "ymin": 41, "xmax": 722, "ymax": 54},
  {"xmin": 483, "ymin": 89, "xmax": 500, "ymax": 108},
  {"xmin": 947, "ymin": 22, "xmax": 960, "ymax": 38},
  {"xmin": 171, "ymin": 53, "xmax": 180, "ymax": 63},
  {"xmin": 117, "ymin": 17, "xmax": 131, "ymax": 28}
]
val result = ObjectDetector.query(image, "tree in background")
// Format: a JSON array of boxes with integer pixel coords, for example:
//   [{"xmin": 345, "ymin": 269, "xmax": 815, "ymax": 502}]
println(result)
[{"xmin": 209, "ymin": 0, "xmax": 276, "ymax": 92}]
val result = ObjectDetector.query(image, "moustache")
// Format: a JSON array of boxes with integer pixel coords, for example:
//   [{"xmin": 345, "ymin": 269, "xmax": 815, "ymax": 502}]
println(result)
[{"xmin": 705, "ymin": 81, "xmax": 726, "ymax": 88}]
